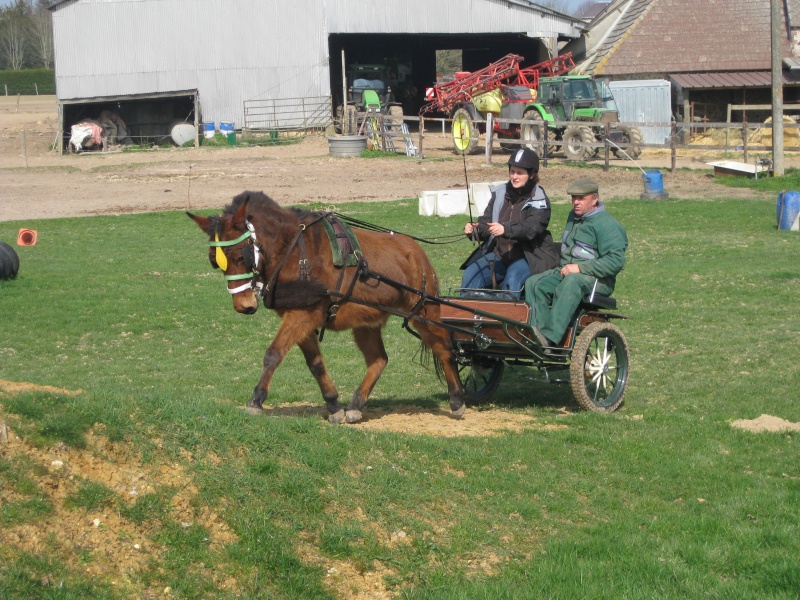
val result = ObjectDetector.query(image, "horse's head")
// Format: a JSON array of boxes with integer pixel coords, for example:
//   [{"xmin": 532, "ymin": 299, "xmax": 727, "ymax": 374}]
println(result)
[{"xmin": 188, "ymin": 200, "xmax": 262, "ymax": 314}]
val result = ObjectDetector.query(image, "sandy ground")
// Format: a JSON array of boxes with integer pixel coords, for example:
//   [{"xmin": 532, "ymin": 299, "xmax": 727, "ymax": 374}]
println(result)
[{"xmin": 0, "ymin": 95, "xmax": 788, "ymax": 224}]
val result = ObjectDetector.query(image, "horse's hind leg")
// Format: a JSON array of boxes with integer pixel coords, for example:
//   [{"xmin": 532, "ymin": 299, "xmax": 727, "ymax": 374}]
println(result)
[
  {"xmin": 296, "ymin": 332, "xmax": 345, "ymax": 424},
  {"xmin": 412, "ymin": 320, "xmax": 466, "ymax": 418},
  {"xmin": 345, "ymin": 326, "xmax": 389, "ymax": 423}
]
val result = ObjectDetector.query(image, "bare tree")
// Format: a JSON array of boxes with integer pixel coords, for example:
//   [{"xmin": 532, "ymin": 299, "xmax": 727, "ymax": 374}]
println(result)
[
  {"xmin": 0, "ymin": 9, "xmax": 28, "ymax": 70},
  {"xmin": 30, "ymin": 0, "xmax": 53, "ymax": 68}
]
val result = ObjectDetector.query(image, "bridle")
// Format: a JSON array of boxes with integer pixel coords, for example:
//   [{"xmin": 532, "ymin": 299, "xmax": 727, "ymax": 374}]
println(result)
[{"xmin": 208, "ymin": 219, "xmax": 264, "ymax": 295}]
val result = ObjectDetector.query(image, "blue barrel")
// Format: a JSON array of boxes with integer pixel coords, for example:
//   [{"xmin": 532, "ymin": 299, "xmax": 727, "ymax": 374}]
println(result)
[
  {"xmin": 220, "ymin": 121, "xmax": 235, "ymax": 145},
  {"xmin": 777, "ymin": 191, "xmax": 800, "ymax": 230},
  {"xmin": 643, "ymin": 169, "xmax": 664, "ymax": 194},
  {"xmin": 202, "ymin": 121, "xmax": 215, "ymax": 139}
]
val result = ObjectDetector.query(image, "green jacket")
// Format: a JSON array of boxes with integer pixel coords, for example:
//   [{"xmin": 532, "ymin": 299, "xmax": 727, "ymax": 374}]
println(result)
[{"xmin": 560, "ymin": 203, "xmax": 627, "ymax": 288}]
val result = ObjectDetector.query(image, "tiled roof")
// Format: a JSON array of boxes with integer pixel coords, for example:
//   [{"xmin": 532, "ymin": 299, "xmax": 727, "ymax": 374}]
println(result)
[
  {"xmin": 581, "ymin": 0, "xmax": 793, "ymax": 76},
  {"xmin": 671, "ymin": 70, "xmax": 800, "ymax": 89}
]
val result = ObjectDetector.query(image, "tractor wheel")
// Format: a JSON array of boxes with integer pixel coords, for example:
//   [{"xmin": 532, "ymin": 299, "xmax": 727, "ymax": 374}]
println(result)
[
  {"xmin": 570, "ymin": 321, "xmax": 629, "ymax": 413},
  {"xmin": 520, "ymin": 109, "xmax": 557, "ymax": 155},
  {"xmin": 612, "ymin": 125, "xmax": 644, "ymax": 160},
  {"xmin": 562, "ymin": 125, "xmax": 595, "ymax": 162},
  {"xmin": 335, "ymin": 105, "xmax": 358, "ymax": 135},
  {"xmin": 451, "ymin": 107, "xmax": 480, "ymax": 155},
  {"xmin": 458, "ymin": 357, "xmax": 505, "ymax": 406}
]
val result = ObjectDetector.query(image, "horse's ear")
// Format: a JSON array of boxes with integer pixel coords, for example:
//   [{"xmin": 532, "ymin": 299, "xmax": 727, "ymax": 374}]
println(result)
[
  {"xmin": 187, "ymin": 212, "xmax": 213, "ymax": 236},
  {"xmin": 232, "ymin": 197, "xmax": 250, "ymax": 227}
]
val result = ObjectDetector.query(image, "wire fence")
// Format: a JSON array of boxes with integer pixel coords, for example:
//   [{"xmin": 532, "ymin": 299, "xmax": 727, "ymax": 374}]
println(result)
[{"xmin": 1, "ymin": 83, "xmax": 56, "ymax": 96}]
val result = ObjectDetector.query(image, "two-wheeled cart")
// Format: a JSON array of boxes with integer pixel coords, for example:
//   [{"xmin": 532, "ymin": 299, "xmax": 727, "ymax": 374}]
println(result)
[{"xmin": 433, "ymin": 289, "xmax": 630, "ymax": 412}]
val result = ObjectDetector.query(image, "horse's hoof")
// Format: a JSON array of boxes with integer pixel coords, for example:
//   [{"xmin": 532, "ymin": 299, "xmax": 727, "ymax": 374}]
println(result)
[
  {"xmin": 245, "ymin": 405, "xmax": 264, "ymax": 416},
  {"xmin": 328, "ymin": 409, "xmax": 345, "ymax": 424},
  {"xmin": 345, "ymin": 410, "xmax": 363, "ymax": 424},
  {"xmin": 450, "ymin": 404, "xmax": 466, "ymax": 419}
]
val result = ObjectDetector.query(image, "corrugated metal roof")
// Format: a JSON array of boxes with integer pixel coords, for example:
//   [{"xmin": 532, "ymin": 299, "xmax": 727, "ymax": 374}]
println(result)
[{"xmin": 670, "ymin": 71, "xmax": 800, "ymax": 89}]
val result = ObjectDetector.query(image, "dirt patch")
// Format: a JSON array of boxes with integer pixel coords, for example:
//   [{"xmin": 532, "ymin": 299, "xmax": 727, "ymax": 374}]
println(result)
[
  {"xmin": 0, "ymin": 95, "xmax": 788, "ymax": 224},
  {"xmin": 260, "ymin": 402, "xmax": 569, "ymax": 437},
  {"xmin": 730, "ymin": 414, "xmax": 800, "ymax": 433}
]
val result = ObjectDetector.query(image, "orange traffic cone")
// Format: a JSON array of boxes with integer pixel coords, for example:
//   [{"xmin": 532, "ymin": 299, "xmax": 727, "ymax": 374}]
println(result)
[{"xmin": 17, "ymin": 228, "xmax": 37, "ymax": 246}]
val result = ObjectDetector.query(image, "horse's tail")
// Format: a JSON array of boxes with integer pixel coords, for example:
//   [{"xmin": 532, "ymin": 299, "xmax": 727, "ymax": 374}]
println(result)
[{"xmin": 412, "ymin": 336, "xmax": 445, "ymax": 383}]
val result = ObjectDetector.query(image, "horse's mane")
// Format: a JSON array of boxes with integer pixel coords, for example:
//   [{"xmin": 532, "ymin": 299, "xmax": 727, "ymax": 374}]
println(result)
[{"xmin": 222, "ymin": 191, "xmax": 313, "ymax": 221}]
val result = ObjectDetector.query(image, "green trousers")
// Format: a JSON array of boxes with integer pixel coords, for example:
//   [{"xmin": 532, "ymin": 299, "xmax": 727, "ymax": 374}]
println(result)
[{"xmin": 524, "ymin": 270, "xmax": 613, "ymax": 343}]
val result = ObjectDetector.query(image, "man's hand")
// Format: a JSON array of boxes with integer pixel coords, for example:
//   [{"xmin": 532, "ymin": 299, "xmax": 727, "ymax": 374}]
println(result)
[
  {"xmin": 560, "ymin": 263, "xmax": 581, "ymax": 276},
  {"xmin": 464, "ymin": 222, "xmax": 476, "ymax": 235}
]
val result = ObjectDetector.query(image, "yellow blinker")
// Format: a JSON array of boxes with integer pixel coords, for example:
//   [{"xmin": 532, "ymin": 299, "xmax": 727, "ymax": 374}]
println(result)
[{"xmin": 214, "ymin": 234, "xmax": 228, "ymax": 270}]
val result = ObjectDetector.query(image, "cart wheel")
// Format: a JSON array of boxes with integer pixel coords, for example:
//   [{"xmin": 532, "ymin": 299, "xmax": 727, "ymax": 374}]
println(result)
[
  {"xmin": 570, "ymin": 321, "xmax": 629, "ymax": 412},
  {"xmin": 459, "ymin": 358, "xmax": 504, "ymax": 406}
]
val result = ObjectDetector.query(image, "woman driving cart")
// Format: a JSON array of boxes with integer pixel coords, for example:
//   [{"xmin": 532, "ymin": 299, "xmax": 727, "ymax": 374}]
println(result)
[{"xmin": 459, "ymin": 148, "xmax": 559, "ymax": 299}]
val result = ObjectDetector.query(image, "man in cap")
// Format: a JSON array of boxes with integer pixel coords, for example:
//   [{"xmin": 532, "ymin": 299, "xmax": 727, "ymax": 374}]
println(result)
[
  {"xmin": 460, "ymin": 148, "xmax": 559, "ymax": 299},
  {"xmin": 524, "ymin": 177, "xmax": 628, "ymax": 349}
]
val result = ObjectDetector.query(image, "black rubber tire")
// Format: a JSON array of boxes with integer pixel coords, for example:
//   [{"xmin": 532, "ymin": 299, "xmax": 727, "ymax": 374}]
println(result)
[
  {"xmin": 458, "ymin": 358, "xmax": 505, "ymax": 406},
  {"xmin": 612, "ymin": 125, "xmax": 644, "ymax": 160},
  {"xmin": 451, "ymin": 107, "xmax": 479, "ymax": 155},
  {"xmin": 562, "ymin": 125, "xmax": 595, "ymax": 162},
  {"xmin": 520, "ymin": 109, "xmax": 558, "ymax": 155},
  {"xmin": 570, "ymin": 321, "xmax": 629, "ymax": 412},
  {"xmin": 0, "ymin": 241, "xmax": 20, "ymax": 280}
]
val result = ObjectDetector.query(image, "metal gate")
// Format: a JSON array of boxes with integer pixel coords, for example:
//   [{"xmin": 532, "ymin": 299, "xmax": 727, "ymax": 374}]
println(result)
[{"xmin": 243, "ymin": 96, "xmax": 332, "ymax": 132}]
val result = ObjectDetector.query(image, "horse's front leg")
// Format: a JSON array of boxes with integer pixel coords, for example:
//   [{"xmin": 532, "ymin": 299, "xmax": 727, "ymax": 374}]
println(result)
[
  {"xmin": 345, "ymin": 326, "xmax": 389, "ymax": 423},
  {"xmin": 247, "ymin": 310, "xmax": 322, "ymax": 414},
  {"xmin": 296, "ymin": 332, "xmax": 344, "ymax": 424}
]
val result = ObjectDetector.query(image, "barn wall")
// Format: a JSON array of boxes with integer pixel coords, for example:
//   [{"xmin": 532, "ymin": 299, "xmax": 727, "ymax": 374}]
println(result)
[
  {"xmin": 52, "ymin": 0, "xmax": 330, "ymax": 128},
  {"xmin": 51, "ymin": 0, "xmax": 580, "ymax": 129},
  {"xmin": 325, "ymin": 0, "xmax": 577, "ymax": 37}
]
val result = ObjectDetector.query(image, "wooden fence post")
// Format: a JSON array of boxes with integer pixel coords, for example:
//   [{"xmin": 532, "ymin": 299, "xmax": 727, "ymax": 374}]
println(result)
[
  {"xmin": 485, "ymin": 112, "xmax": 493, "ymax": 164},
  {"xmin": 603, "ymin": 122, "xmax": 610, "ymax": 172},
  {"xmin": 418, "ymin": 117, "xmax": 424, "ymax": 159},
  {"xmin": 670, "ymin": 121, "xmax": 677, "ymax": 173},
  {"xmin": 743, "ymin": 125, "xmax": 748, "ymax": 163}
]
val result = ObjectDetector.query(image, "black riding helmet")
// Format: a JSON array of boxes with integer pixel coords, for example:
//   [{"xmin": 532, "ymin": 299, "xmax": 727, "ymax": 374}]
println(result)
[{"xmin": 507, "ymin": 147, "xmax": 540, "ymax": 173}]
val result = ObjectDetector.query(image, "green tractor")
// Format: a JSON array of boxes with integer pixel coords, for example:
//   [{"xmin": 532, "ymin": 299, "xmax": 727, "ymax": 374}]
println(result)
[
  {"xmin": 335, "ymin": 64, "xmax": 404, "ymax": 134},
  {"xmin": 520, "ymin": 75, "xmax": 643, "ymax": 161}
]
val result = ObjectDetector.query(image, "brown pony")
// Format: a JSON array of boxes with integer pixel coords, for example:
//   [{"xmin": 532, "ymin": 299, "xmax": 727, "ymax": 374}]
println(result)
[{"xmin": 188, "ymin": 191, "xmax": 465, "ymax": 423}]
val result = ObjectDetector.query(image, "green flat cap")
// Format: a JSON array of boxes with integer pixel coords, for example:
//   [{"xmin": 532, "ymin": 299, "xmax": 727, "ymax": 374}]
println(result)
[{"xmin": 566, "ymin": 177, "xmax": 599, "ymax": 196}]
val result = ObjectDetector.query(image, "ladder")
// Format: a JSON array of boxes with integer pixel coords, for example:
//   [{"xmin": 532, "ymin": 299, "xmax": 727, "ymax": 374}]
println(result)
[{"xmin": 363, "ymin": 112, "xmax": 417, "ymax": 157}]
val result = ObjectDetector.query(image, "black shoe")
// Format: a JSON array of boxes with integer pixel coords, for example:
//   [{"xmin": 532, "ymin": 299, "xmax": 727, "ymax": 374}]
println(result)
[{"xmin": 531, "ymin": 327, "xmax": 553, "ymax": 350}]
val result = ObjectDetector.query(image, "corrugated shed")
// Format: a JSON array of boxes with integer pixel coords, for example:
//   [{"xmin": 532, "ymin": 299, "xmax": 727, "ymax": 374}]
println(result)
[
  {"xmin": 609, "ymin": 79, "xmax": 671, "ymax": 144},
  {"xmin": 325, "ymin": 0, "xmax": 577, "ymax": 36},
  {"xmin": 51, "ymin": 0, "xmax": 581, "ymax": 129}
]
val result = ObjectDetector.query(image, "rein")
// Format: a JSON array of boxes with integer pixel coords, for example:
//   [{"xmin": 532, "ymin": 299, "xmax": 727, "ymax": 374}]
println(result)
[{"xmin": 330, "ymin": 212, "xmax": 463, "ymax": 245}]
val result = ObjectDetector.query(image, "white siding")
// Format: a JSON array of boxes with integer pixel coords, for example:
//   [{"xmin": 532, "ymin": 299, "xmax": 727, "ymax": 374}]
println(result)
[{"xmin": 52, "ymin": 0, "xmax": 580, "ymax": 128}]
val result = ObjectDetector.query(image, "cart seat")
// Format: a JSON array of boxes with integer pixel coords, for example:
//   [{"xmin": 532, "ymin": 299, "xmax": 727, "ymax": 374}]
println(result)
[{"xmin": 582, "ymin": 293, "xmax": 616, "ymax": 310}]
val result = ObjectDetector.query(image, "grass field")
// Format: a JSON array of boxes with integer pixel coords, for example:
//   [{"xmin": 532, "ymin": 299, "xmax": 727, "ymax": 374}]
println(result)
[{"xmin": 1, "ymin": 184, "xmax": 799, "ymax": 599}]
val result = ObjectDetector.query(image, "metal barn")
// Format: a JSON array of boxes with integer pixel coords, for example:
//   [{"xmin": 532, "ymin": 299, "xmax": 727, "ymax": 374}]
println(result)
[{"xmin": 49, "ymin": 0, "xmax": 582, "ymax": 150}]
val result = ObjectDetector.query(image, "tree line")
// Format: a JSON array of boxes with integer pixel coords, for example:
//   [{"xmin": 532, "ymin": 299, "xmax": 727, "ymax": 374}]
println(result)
[{"xmin": 0, "ymin": 0, "xmax": 54, "ymax": 71}]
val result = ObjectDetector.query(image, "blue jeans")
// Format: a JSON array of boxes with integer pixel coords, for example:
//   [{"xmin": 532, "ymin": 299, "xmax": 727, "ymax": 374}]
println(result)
[{"xmin": 460, "ymin": 252, "xmax": 531, "ymax": 299}]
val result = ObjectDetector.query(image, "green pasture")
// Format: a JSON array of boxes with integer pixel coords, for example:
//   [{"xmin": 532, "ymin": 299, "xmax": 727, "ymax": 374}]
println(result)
[{"xmin": 0, "ymin": 182, "xmax": 799, "ymax": 599}]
